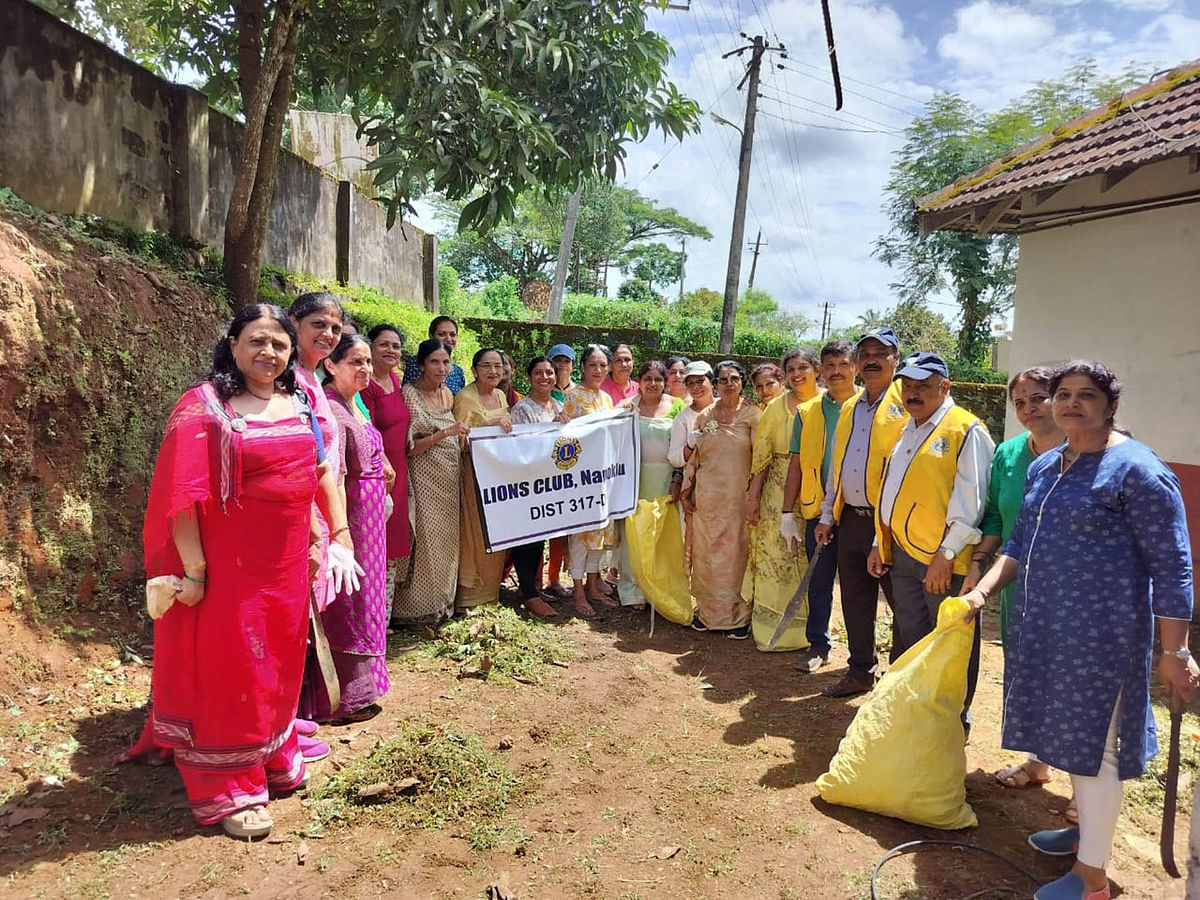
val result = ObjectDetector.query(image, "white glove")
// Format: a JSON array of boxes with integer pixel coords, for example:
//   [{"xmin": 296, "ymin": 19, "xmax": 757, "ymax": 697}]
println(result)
[
  {"xmin": 327, "ymin": 541, "xmax": 364, "ymax": 598},
  {"xmin": 686, "ymin": 430, "xmax": 701, "ymax": 449},
  {"xmin": 779, "ymin": 512, "xmax": 802, "ymax": 554}
]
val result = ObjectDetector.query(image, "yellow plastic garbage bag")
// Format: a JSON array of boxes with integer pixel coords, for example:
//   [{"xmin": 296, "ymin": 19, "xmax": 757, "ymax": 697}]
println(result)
[
  {"xmin": 816, "ymin": 596, "xmax": 978, "ymax": 830},
  {"xmin": 625, "ymin": 497, "xmax": 695, "ymax": 626}
]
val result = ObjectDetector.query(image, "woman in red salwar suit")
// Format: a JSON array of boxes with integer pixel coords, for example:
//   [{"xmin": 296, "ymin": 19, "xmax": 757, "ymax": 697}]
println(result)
[{"xmin": 121, "ymin": 304, "xmax": 359, "ymax": 839}]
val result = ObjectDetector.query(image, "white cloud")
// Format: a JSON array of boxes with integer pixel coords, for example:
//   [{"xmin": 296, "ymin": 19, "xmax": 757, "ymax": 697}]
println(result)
[
  {"xmin": 937, "ymin": 2, "xmax": 1057, "ymax": 71},
  {"xmin": 1105, "ymin": 0, "xmax": 1178, "ymax": 11}
]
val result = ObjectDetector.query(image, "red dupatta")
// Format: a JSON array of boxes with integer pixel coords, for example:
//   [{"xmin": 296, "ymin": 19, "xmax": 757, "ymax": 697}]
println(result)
[{"xmin": 142, "ymin": 383, "xmax": 241, "ymax": 578}]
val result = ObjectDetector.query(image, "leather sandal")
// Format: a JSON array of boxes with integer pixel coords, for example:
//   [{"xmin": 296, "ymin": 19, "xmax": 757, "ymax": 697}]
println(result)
[
  {"xmin": 995, "ymin": 760, "xmax": 1051, "ymax": 788},
  {"xmin": 221, "ymin": 805, "xmax": 273, "ymax": 839}
]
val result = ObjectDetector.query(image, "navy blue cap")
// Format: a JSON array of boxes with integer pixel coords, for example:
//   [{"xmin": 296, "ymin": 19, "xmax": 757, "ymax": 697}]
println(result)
[
  {"xmin": 547, "ymin": 343, "xmax": 575, "ymax": 362},
  {"xmin": 856, "ymin": 327, "xmax": 899, "ymax": 351},
  {"xmin": 894, "ymin": 352, "xmax": 949, "ymax": 381}
]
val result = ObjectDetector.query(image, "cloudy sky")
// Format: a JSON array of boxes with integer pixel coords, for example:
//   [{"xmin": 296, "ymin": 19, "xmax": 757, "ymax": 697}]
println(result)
[{"xmin": 607, "ymin": 0, "xmax": 1200, "ymax": 333}]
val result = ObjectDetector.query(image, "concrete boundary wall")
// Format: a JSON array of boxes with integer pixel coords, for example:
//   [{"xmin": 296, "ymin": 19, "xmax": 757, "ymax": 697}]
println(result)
[{"xmin": 0, "ymin": 0, "xmax": 435, "ymax": 309}]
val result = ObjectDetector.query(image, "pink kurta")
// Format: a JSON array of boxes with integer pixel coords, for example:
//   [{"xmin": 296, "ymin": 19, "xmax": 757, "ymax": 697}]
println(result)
[{"xmin": 361, "ymin": 370, "xmax": 411, "ymax": 559}]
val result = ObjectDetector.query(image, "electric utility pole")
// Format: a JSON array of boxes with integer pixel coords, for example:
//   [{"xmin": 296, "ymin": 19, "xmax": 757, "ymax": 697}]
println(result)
[
  {"xmin": 820, "ymin": 302, "xmax": 833, "ymax": 340},
  {"xmin": 718, "ymin": 35, "xmax": 785, "ymax": 354},
  {"xmin": 746, "ymin": 228, "xmax": 766, "ymax": 291}
]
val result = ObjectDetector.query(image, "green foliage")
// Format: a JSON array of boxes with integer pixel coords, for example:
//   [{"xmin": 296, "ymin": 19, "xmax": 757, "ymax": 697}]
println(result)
[
  {"xmin": 737, "ymin": 287, "xmax": 814, "ymax": 340},
  {"xmin": 318, "ymin": 0, "xmax": 701, "ymax": 232},
  {"xmin": 619, "ymin": 242, "xmax": 683, "ymax": 291},
  {"xmin": 948, "ymin": 361, "xmax": 1008, "ymax": 386},
  {"xmin": 876, "ymin": 60, "xmax": 1147, "ymax": 363},
  {"xmin": 562, "ymin": 294, "xmax": 660, "ymax": 329},
  {"xmin": 676, "ymin": 287, "xmax": 722, "ymax": 322},
  {"xmin": 435, "ymin": 180, "xmax": 709, "ymax": 291},
  {"xmin": 617, "ymin": 278, "xmax": 663, "ymax": 305},
  {"xmin": 474, "ymin": 275, "xmax": 529, "ymax": 320},
  {"xmin": 309, "ymin": 724, "xmax": 522, "ymax": 836},
  {"xmin": 260, "ymin": 269, "xmax": 482, "ymax": 370},
  {"xmin": 559, "ymin": 291, "xmax": 799, "ymax": 359},
  {"xmin": 857, "ymin": 301, "xmax": 957, "ymax": 359}
]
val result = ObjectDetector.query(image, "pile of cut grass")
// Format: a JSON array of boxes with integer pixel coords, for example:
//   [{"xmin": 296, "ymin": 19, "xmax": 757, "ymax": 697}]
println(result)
[
  {"xmin": 310, "ymin": 724, "xmax": 522, "ymax": 839},
  {"xmin": 392, "ymin": 604, "xmax": 574, "ymax": 684}
]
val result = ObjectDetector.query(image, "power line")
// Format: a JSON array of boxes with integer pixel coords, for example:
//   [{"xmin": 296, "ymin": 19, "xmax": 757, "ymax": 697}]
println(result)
[
  {"xmin": 633, "ymin": 76, "xmax": 741, "ymax": 188},
  {"xmin": 758, "ymin": 92, "xmax": 906, "ymax": 135},
  {"xmin": 762, "ymin": 82, "xmax": 910, "ymax": 132},
  {"xmin": 778, "ymin": 58, "xmax": 927, "ymax": 108},
  {"xmin": 776, "ymin": 62, "xmax": 924, "ymax": 118},
  {"xmin": 756, "ymin": 107, "xmax": 903, "ymax": 135},
  {"xmin": 759, "ymin": 63, "xmax": 827, "ymax": 295}
]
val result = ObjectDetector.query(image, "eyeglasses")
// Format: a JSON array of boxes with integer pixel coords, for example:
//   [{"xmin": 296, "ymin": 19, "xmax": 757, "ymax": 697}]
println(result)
[{"xmin": 717, "ymin": 376, "xmax": 742, "ymax": 385}]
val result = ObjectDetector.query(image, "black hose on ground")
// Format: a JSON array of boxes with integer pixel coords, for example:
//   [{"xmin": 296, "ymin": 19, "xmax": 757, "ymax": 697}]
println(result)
[{"xmin": 870, "ymin": 839, "xmax": 1043, "ymax": 899}]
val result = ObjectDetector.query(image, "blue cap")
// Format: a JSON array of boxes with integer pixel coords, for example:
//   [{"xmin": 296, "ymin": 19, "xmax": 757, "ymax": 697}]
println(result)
[
  {"xmin": 547, "ymin": 343, "xmax": 575, "ymax": 362},
  {"xmin": 895, "ymin": 352, "xmax": 949, "ymax": 381},
  {"xmin": 856, "ymin": 327, "xmax": 900, "ymax": 351}
]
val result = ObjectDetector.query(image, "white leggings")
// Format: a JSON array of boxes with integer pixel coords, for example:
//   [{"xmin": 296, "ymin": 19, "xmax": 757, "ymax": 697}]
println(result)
[
  {"xmin": 1071, "ymin": 701, "xmax": 1123, "ymax": 868},
  {"xmin": 568, "ymin": 534, "xmax": 603, "ymax": 580}
]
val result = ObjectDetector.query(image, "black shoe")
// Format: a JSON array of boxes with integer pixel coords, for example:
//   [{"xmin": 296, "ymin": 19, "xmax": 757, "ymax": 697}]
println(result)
[
  {"xmin": 690, "ymin": 616, "xmax": 709, "ymax": 632},
  {"xmin": 725, "ymin": 625, "xmax": 751, "ymax": 640},
  {"xmin": 821, "ymin": 674, "xmax": 873, "ymax": 698},
  {"xmin": 794, "ymin": 649, "xmax": 830, "ymax": 673}
]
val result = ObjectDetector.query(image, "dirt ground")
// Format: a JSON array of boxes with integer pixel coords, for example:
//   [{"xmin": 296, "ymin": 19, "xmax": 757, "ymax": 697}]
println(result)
[{"xmin": 0, "ymin": 590, "xmax": 1194, "ymax": 900}]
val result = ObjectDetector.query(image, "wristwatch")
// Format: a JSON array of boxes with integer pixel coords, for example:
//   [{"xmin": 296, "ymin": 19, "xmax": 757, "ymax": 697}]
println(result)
[
  {"xmin": 1164, "ymin": 647, "xmax": 1192, "ymax": 662},
  {"xmin": 939, "ymin": 546, "xmax": 956, "ymax": 561}
]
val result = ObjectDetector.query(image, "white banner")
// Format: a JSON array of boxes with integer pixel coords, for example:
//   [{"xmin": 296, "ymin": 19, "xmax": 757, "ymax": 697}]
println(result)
[{"xmin": 467, "ymin": 408, "xmax": 641, "ymax": 552}]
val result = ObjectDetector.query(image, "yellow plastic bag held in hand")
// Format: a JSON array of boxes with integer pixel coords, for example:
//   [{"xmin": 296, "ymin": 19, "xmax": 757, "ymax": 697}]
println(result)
[
  {"xmin": 625, "ymin": 498, "xmax": 695, "ymax": 626},
  {"xmin": 816, "ymin": 596, "xmax": 978, "ymax": 830}
]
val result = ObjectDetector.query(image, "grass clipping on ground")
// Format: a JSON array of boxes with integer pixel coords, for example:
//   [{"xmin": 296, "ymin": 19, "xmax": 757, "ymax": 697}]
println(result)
[
  {"xmin": 392, "ymin": 604, "xmax": 574, "ymax": 683},
  {"xmin": 310, "ymin": 724, "xmax": 522, "ymax": 847}
]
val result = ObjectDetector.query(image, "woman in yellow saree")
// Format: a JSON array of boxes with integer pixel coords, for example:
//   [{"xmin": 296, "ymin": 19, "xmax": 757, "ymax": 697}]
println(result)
[
  {"xmin": 743, "ymin": 349, "xmax": 821, "ymax": 650},
  {"xmin": 452, "ymin": 348, "xmax": 512, "ymax": 609}
]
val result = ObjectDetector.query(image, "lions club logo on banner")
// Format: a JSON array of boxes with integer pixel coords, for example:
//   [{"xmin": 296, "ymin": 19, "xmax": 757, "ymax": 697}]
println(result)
[{"xmin": 552, "ymin": 435, "xmax": 583, "ymax": 470}]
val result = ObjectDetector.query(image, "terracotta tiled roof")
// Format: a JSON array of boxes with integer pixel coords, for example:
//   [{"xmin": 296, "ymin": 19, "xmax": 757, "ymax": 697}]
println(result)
[{"xmin": 917, "ymin": 60, "xmax": 1200, "ymax": 233}]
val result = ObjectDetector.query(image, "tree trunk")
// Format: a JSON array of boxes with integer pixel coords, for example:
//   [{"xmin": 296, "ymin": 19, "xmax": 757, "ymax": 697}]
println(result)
[
  {"xmin": 957, "ymin": 288, "xmax": 983, "ymax": 363},
  {"xmin": 223, "ymin": 0, "xmax": 307, "ymax": 307}
]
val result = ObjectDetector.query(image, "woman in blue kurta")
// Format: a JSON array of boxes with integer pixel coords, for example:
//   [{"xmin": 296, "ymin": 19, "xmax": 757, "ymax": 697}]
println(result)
[
  {"xmin": 964, "ymin": 360, "xmax": 1195, "ymax": 900},
  {"xmin": 966, "ymin": 367, "xmax": 1068, "ymax": 798}
]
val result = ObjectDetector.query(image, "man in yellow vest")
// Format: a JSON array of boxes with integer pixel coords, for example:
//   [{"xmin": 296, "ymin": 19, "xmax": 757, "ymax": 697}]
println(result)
[
  {"xmin": 780, "ymin": 339, "xmax": 857, "ymax": 672},
  {"xmin": 812, "ymin": 328, "xmax": 908, "ymax": 698},
  {"xmin": 868, "ymin": 352, "xmax": 994, "ymax": 734}
]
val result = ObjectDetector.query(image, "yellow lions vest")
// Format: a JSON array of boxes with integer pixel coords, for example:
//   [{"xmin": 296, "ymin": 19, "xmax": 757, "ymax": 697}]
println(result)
[
  {"xmin": 829, "ymin": 381, "xmax": 908, "ymax": 523},
  {"xmin": 796, "ymin": 395, "xmax": 829, "ymax": 520},
  {"xmin": 876, "ymin": 404, "xmax": 982, "ymax": 575}
]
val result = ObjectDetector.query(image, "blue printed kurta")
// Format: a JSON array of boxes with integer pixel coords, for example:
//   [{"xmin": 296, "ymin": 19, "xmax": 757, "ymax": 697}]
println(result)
[{"xmin": 1001, "ymin": 439, "xmax": 1193, "ymax": 779}]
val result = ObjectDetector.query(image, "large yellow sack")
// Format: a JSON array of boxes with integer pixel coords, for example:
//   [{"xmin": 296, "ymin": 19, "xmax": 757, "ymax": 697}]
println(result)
[
  {"xmin": 816, "ymin": 596, "xmax": 977, "ymax": 830},
  {"xmin": 625, "ymin": 498, "xmax": 695, "ymax": 626}
]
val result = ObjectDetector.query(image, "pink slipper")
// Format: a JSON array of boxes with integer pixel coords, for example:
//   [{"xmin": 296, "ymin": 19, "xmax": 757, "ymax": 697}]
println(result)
[{"xmin": 298, "ymin": 734, "xmax": 329, "ymax": 762}]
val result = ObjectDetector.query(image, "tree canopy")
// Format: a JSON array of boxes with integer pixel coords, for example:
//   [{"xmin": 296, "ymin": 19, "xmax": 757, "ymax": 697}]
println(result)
[
  {"xmin": 874, "ymin": 61, "xmax": 1145, "ymax": 363},
  {"xmin": 437, "ymin": 180, "xmax": 710, "ymax": 291}
]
